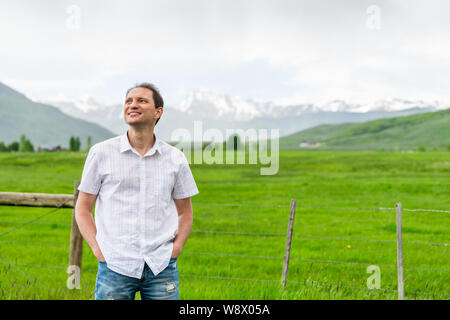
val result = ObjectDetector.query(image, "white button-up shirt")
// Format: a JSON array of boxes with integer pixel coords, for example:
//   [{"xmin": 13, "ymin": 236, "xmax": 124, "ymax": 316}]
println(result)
[{"xmin": 78, "ymin": 132, "xmax": 199, "ymax": 278}]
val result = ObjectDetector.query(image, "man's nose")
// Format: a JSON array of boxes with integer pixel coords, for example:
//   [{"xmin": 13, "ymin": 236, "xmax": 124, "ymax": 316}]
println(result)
[{"xmin": 129, "ymin": 100, "xmax": 139, "ymax": 108}]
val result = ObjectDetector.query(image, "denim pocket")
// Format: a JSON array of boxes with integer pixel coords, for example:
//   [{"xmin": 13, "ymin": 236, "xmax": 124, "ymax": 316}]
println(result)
[{"xmin": 169, "ymin": 257, "xmax": 178, "ymax": 269}]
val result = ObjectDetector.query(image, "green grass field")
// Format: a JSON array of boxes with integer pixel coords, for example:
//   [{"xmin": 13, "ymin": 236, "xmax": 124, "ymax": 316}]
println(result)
[{"xmin": 0, "ymin": 150, "xmax": 449, "ymax": 300}]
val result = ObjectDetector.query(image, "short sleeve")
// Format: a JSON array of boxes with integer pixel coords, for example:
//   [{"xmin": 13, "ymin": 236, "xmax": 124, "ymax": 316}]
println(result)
[
  {"xmin": 172, "ymin": 152, "xmax": 199, "ymax": 199},
  {"xmin": 78, "ymin": 146, "xmax": 102, "ymax": 195}
]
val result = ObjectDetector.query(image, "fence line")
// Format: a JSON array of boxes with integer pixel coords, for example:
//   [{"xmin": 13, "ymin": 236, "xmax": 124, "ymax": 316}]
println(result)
[
  {"xmin": 179, "ymin": 273, "xmax": 450, "ymax": 298},
  {"xmin": 192, "ymin": 203, "xmax": 290, "ymax": 208},
  {"xmin": 1, "ymin": 192, "xmax": 449, "ymax": 299},
  {"xmin": 0, "ymin": 220, "xmax": 71, "ymax": 226},
  {"xmin": 182, "ymin": 251, "xmax": 450, "ymax": 272},
  {"xmin": 0, "ymin": 260, "xmax": 67, "ymax": 269},
  {"xmin": 1, "ymin": 227, "xmax": 448, "ymax": 247},
  {"xmin": 1, "ymin": 246, "xmax": 448, "ymax": 273},
  {"xmin": 0, "ymin": 252, "xmax": 50, "ymax": 289},
  {"xmin": 0, "ymin": 240, "xmax": 69, "ymax": 247},
  {"xmin": 191, "ymin": 230, "xmax": 450, "ymax": 246},
  {"xmin": 192, "ymin": 202, "xmax": 450, "ymax": 213},
  {"xmin": 2, "ymin": 257, "xmax": 448, "ymax": 298},
  {"xmin": 402, "ymin": 208, "xmax": 450, "ymax": 213},
  {"xmin": 0, "ymin": 196, "xmax": 73, "ymax": 295},
  {"xmin": 1, "ymin": 222, "xmax": 448, "ymax": 246},
  {"xmin": 0, "ymin": 220, "xmax": 448, "ymax": 246},
  {"xmin": 0, "ymin": 200, "xmax": 70, "ymax": 238}
]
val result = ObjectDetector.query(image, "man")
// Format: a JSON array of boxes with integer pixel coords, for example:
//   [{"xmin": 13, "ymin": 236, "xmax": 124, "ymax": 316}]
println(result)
[{"xmin": 75, "ymin": 82, "xmax": 199, "ymax": 300}]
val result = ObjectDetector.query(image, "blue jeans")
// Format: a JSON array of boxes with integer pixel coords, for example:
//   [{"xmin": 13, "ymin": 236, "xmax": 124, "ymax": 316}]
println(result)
[{"xmin": 94, "ymin": 258, "xmax": 179, "ymax": 300}]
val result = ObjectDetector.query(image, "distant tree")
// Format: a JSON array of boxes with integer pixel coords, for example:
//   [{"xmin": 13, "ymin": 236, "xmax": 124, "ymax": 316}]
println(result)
[
  {"xmin": 227, "ymin": 134, "xmax": 241, "ymax": 151},
  {"xmin": 70, "ymin": 136, "xmax": 81, "ymax": 151},
  {"xmin": 448, "ymin": 145, "xmax": 450, "ymax": 152},
  {"xmin": 0, "ymin": 141, "xmax": 7, "ymax": 152},
  {"xmin": 19, "ymin": 134, "xmax": 26, "ymax": 152},
  {"xmin": 86, "ymin": 136, "xmax": 92, "ymax": 151},
  {"xmin": 19, "ymin": 134, "xmax": 34, "ymax": 152},
  {"xmin": 418, "ymin": 146, "xmax": 426, "ymax": 152},
  {"xmin": 234, "ymin": 135, "xmax": 239, "ymax": 151},
  {"xmin": 24, "ymin": 140, "xmax": 34, "ymax": 152},
  {"xmin": 75, "ymin": 137, "xmax": 81, "ymax": 151},
  {"xmin": 69, "ymin": 136, "xmax": 75, "ymax": 151},
  {"xmin": 8, "ymin": 141, "xmax": 19, "ymax": 152}
]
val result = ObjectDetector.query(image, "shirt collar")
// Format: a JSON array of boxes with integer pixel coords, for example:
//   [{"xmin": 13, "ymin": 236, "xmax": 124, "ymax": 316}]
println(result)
[{"xmin": 120, "ymin": 131, "xmax": 162, "ymax": 156}]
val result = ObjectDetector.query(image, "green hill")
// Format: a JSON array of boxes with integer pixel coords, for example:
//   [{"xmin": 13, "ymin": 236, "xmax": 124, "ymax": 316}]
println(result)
[
  {"xmin": 280, "ymin": 108, "xmax": 450, "ymax": 151},
  {"xmin": 0, "ymin": 82, "xmax": 115, "ymax": 148}
]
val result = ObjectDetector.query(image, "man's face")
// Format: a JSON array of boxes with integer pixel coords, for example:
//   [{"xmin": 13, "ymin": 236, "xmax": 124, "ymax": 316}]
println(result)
[{"xmin": 124, "ymin": 87, "xmax": 162, "ymax": 127}]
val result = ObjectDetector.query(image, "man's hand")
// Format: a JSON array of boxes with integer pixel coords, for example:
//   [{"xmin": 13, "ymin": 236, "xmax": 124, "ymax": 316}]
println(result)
[
  {"xmin": 171, "ymin": 243, "xmax": 182, "ymax": 258},
  {"xmin": 94, "ymin": 247, "xmax": 106, "ymax": 262}
]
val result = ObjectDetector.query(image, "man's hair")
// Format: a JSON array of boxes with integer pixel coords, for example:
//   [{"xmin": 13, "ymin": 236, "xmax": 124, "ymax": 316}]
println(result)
[{"xmin": 126, "ymin": 82, "xmax": 164, "ymax": 125}]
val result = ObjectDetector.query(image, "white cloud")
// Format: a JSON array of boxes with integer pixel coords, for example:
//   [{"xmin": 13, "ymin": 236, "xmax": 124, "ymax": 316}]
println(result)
[{"xmin": 1, "ymin": 0, "xmax": 450, "ymax": 106}]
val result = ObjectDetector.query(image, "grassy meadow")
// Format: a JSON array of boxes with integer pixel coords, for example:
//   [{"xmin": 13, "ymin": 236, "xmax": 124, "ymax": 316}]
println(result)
[{"xmin": 0, "ymin": 150, "xmax": 449, "ymax": 300}]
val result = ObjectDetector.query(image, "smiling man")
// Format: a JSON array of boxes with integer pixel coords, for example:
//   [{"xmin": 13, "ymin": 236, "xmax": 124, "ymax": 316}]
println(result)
[{"xmin": 75, "ymin": 82, "xmax": 199, "ymax": 300}]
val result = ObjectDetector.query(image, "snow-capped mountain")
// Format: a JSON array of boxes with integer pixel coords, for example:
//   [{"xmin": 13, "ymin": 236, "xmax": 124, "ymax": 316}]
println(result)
[
  {"xmin": 40, "ymin": 95, "xmax": 128, "ymax": 134},
  {"xmin": 303, "ymin": 98, "xmax": 447, "ymax": 113},
  {"xmin": 174, "ymin": 88, "xmax": 280, "ymax": 121},
  {"xmin": 365, "ymin": 98, "xmax": 446, "ymax": 112},
  {"xmin": 42, "ymin": 88, "xmax": 442, "ymax": 140},
  {"xmin": 174, "ymin": 89, "xmax": 442, "ymax": 120},
  {"xmin": 43, "ymin": 94, "xmax": 122, "ymax": 116}
]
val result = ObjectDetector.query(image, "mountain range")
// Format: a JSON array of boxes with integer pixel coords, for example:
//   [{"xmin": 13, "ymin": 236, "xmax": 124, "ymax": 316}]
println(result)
[
  {"xmin": 1, "ymin": 80, "xmax": 447, "ymax": 149},
  {"xmin": 0, "ymin": 82, "xmax": 115, "ymax": 148},
  {"xmin": 42, "ymin": 88, "xmax": 442, "ymax": 142}
]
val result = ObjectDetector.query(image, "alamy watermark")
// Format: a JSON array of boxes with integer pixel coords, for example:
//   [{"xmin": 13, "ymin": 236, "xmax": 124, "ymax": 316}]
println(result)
[
  {"xmin": 366, "ymin": 265, "xmax": 381, "ymax": 290},
  {"xmin": 66, "ymin": 5, "xmax": 81, "ymax": 30},
  {"xmin": 170, "ymin": 121, "xmax": 279, "ymax": 175},
  {"xmin": 366, "ymin": 5, "xmax": 381, "ymax": 30},
  {"xmin": 67, "ymin": 265, "xmax": 81, "ymax": 289}
]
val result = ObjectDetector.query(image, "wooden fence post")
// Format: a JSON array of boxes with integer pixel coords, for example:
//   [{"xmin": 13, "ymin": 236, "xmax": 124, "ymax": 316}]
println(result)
[
  {"xmin": 281, "ymin": 198, "xmax": 297, "ymax": 289},
  {"xmin": 68, "ymin": 181, "xmax": 82, "ymax": 289},
  {"xmin": 396, "ymin": 202, "xmax": 404, "ymax": 300}
]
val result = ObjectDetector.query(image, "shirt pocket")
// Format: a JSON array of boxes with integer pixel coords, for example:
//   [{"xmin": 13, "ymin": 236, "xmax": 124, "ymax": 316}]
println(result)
[
  {"xmin": 106, "ymin": 165, "xmax": 140, "ymax": 196},
  {"xmin": 150, "ymin": 170, "xmax": 176, "ymax": 204}
]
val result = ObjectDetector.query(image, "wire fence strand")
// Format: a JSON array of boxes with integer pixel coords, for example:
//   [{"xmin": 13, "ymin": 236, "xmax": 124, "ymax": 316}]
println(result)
[
  {"xmin": 191, "ymin": 230, "xmax": 450, "ymax": 246},
  {"xmin": 0, "ymin": 220, "xmax": 71, "ymax": 226},
  {"xmin": 182, "ymin": 251, "xmax": 450, "ymax": 272},
  {"xmin": 192, "ymin": 202, "xmax": 450, "ymax": 213},
  {"xmin": 0, "ymin": 199, "xmax": 71, "ymax": 238},
  {"xmin": 0, "ymin": 253, "xmax": 50, "ymax": 289},
  {"xmin": 2, "ymin": 248, "xmax": 448, "ymax": 273}
]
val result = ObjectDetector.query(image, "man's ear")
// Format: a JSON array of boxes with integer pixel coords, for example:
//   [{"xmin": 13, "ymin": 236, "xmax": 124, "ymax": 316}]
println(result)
[{"xmin": 155, "ymin": 107, "xmax": 163, "ymax": 120}]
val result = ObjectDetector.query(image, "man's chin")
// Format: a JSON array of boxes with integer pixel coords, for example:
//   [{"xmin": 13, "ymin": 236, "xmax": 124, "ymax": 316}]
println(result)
[
  {"xmin": 125, "ymin": 117, "xmax": 140, "ymax": 124},
  {"xmin": 125, "ymin": 119, "xmax": 152, "ymax": 127}
]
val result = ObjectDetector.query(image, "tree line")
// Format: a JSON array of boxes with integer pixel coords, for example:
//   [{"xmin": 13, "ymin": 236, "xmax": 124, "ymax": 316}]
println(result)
[{"xmin": 0, "ymin": 134, "xmax": 92, "ymax": 152}]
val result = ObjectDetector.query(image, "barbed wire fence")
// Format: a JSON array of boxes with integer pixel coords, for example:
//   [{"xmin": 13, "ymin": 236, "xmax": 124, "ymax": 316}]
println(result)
[
  {"xmin": 0, "ymin": 197, "xmax": 73, "ymax": 292},
  {"xmin": 0, "ymin": 187, "xmax": 449, "ymax": 299}
]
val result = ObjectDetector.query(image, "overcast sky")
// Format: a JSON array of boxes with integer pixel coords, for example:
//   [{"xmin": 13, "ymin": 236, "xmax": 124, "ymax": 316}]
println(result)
[{"xmin": 1, "ymin": 0, "xmax": 449, "ymax": 106}]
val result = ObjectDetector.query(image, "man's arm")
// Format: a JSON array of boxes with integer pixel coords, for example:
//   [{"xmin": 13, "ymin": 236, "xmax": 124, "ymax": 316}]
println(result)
[
  {"xmin": 172, "ymin": 197, "xmax": 194, "ymax": 258},
  {"xmin": 75, "ymin": 191, "xmax": 105, "ymax": 261}
]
